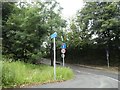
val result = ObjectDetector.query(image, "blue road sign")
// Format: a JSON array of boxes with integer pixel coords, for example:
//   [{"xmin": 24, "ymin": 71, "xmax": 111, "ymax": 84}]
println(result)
[
  {"xmin": 50, "ymin": 32, "xmax": 57, "ymax": 39},
  {"xmin": 61, "ymin": 43, "xmax": 66, "ymax": 49}
]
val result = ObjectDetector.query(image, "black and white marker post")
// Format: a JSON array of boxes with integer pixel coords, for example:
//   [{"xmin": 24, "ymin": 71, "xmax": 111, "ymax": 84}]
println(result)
[{"xmin": 50, "ymin": 32, "xmax": 57, "ymax": 80}]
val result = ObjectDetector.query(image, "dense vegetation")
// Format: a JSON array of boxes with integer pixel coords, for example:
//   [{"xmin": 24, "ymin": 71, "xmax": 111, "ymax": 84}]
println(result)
[
  {"xmin": 1, "ymin": 1, "xmax": 73, "ymax": 88},
  {"xmin": 62, "ymin": 2, "xmax": 120, "ymax": 66},
  {"xmin": 1, "ymin": 58, "xmax": 73, "ymax": 88},
  {"xmin": 2, "ymin": 1, "xmax": 66, "ymax": 64}
]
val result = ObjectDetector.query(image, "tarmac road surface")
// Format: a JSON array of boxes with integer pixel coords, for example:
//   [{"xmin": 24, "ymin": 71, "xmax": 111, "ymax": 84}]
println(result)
[{"xmin": 30, "ymin": 59, "xmax": 119, "ymax": 88}]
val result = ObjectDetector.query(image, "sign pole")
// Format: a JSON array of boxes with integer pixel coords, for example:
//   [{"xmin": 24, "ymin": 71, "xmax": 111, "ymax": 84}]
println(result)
[
  {"xmin": 61, "ymin": 43, "xmax": 66, "ymax": 67},
  {"xmin": 53, "ymin": 37, "xmax": 56, "ymax": 80},
  {"xmin": 63, "ymin": 54, "xmax": 64, "ymax": 66},
  {"xmin": 50, "ymin": 32, "xmax": 57, "ymax": 80}
]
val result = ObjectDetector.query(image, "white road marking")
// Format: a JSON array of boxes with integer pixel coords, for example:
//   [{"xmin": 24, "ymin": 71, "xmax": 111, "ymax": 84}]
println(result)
[{"xmin": 76, "ymin": 70, "xmax": 120, "ymax": 82}]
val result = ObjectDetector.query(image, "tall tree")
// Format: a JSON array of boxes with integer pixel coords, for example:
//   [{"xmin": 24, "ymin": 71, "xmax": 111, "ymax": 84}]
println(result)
[
  {"xmin": 2, "ymin": 2, "xmax": 48, "ymax": 62},
  {"xmin": 76, "ymin": 2, "xmax": 120, "ymax": 66},
  {"xmin": 2, "ymin": 1, "xmax": 66, "ymax": 63},
  {"xmin": 42, "ymin": 0, "xmax": 66, "ymax": 66}
]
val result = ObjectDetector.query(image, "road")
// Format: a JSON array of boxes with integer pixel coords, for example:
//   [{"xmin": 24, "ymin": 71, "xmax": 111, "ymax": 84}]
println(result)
[{"xmin": 30, "ymin": 59, "xmax": 119, "ymax": 88}]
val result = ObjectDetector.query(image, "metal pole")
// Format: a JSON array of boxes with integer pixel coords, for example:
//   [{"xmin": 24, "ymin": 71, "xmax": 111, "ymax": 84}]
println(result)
[
  {"xmin": 53, "ymin": 38, "xmax": 56, "ymax": 80},
  {"xmin": 63, "ymin": 54, "xmax": 64, "ymax": 67}
]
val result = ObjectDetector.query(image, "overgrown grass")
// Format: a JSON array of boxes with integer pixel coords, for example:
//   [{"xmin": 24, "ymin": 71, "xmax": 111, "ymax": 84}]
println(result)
[
  {"xmin": 0, "ymin": 60, "xmax": 2, "ymax": 90},
  {"xmin": 0, "ymin": 58, "xmax": 2, "ymax": 89},
  {"xmin": 2, "ymin": 59, "xmax": 74, "ymax": 88}
]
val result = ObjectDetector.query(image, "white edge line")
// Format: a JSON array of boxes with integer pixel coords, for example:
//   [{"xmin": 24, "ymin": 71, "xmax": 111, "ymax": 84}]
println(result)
[{"xmin": 76, "ymin": 70, "xmax": 120, "ymax": 83}]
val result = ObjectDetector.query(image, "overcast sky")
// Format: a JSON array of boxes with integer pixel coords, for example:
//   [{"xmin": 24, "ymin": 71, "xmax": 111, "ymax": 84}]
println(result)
[{"xmin": 56, "ymin": 0, "xmax": 84, "ymax": 19}]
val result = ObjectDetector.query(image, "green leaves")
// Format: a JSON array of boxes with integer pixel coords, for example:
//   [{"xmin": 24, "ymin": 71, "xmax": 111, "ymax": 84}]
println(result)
[
  {"xmin": 75, "ymin": 2, "xmax": 120, "ymax": 48},
  {"xmin": 2, "ymin": 1, "xmax": 66, "ymax": 62},
  {"xmin": 2, "ymin": 2, "xmax": 46, "ymax": 61}
]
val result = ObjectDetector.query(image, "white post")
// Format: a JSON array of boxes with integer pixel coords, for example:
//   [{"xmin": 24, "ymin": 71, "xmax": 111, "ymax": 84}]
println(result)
[
  {"xmin": 53, "ymin": 38, "xmax": 56, "ymax": 80},
  {"xmin": 63, "ymin": 55, "xmax": 64, "ymax": 67}
]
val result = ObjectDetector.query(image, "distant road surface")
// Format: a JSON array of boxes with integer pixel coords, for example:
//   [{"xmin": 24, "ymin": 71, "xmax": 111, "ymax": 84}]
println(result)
[{"xmin": 30, "ymin": 59, "xmax": 119, "ymax": 88}]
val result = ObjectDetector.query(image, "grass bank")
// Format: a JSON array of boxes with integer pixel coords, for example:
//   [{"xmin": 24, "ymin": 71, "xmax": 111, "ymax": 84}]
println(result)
[
  {"xmin": 1, "ymin": 59, "xmax": 74, "ymax": 88},
  {"xmin": 77, "ymin": 64, "xmax": 118, "ymax": 74},
  {"xmin": 0, "ymin": 44, "xmax": 1, "ymax": 89}
]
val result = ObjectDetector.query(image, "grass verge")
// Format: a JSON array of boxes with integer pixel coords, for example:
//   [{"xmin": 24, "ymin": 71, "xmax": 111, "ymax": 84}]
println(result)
[
  {"xmin": 0, "ymin": 42, "xmax": 1, "ymax": 89},
  {"xmin": 77, "ymin": 64, "xmax": 118, "ymax": 74},
  {"xmin": 1, "ymin": 59, "xmax": 74, "ymax": 88}
]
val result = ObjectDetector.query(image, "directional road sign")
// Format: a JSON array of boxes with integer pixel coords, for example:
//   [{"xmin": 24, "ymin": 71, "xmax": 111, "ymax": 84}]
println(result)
[{"xmin": 50, "ymin": 32, "xmax": 57, "ymax": 39}]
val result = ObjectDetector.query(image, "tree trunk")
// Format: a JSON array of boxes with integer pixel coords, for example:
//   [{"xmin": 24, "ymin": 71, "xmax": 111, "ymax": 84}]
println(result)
[
  {"xmin": 106, "ymin": 29, "xmax": 110, "ymax": 68},
  {"xmin": 106, "ymin": 46, "xmax": 110, "ymax": 68}
]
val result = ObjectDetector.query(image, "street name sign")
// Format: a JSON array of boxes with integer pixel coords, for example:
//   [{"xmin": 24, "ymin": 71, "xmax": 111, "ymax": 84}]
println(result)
[{"xmin": 50, "ymin": 32, "xmax": 57, "ymax": 39}]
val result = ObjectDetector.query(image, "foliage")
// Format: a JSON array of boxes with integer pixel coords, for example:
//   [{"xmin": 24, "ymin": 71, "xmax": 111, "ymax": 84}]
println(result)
[
  {"xmin": 64, "ymin": 2, "xmax": 120, "ymax": 66},
  {"xmin": 76, "ymin": 2, "xmax": 120, "ymax": 48},
  {"xmin": 2, "ymin": 2, "xmax": 15, "ymax": 24},
  {"xmin": 2, "ymin": 1, "xmax": 120, "ymax": 66},
  {"xmin": 2, "ymin": 1, "xmax": 66, "ymax": 62},
  {"xmin": 3, "ymin": 2, "xmax": 46, "ymax": 62},
  {"xmin": 2, "ymin": 59, "xmax": 74, "ymax": 88}
]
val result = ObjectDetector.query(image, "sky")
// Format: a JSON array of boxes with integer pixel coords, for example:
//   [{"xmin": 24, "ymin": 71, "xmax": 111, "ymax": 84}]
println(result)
[
  {"xmin": 24, "ymin": 0, "xmax": 84, "ymax": 19},
  {"xmin": 56, "ymin": 0, "xmax": 84, "ymax": 19}
]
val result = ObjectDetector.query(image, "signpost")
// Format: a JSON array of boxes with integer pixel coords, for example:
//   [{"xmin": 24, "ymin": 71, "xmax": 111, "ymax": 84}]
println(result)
[
  {"xmin": 61, "ymin": 54, "xmax": 65, "ymax": 58},
  {"xmin": 61, "ymin": 53, "xmax": 65, "ymax": 66},
  {"xmin": 50, "ymin": 32, "xmax": 57, "ymax": 80},
  {"xmin": 61, "ymin": 43, "xmax": 66, "ymax": 67}
]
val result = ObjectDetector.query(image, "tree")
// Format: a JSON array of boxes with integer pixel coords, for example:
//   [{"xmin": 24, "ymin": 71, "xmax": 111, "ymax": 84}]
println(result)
[
  {"xmin": 2, "ymin": 2, "xmax": 16, "ymax": 38},
  {"xmin": 76, "ymin": 2, "xmax": 120, "ymax": 66},
  {"xmin": 2, "ymin": 2, "xmax": 49, "ymax": 62},
  {"xmin": 42, "ymin": 0, "xmax": 66, "ymax": 66},
  {"xmin": 2, "ymin": 1, "xmax": 66, "ymax": 63}
]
